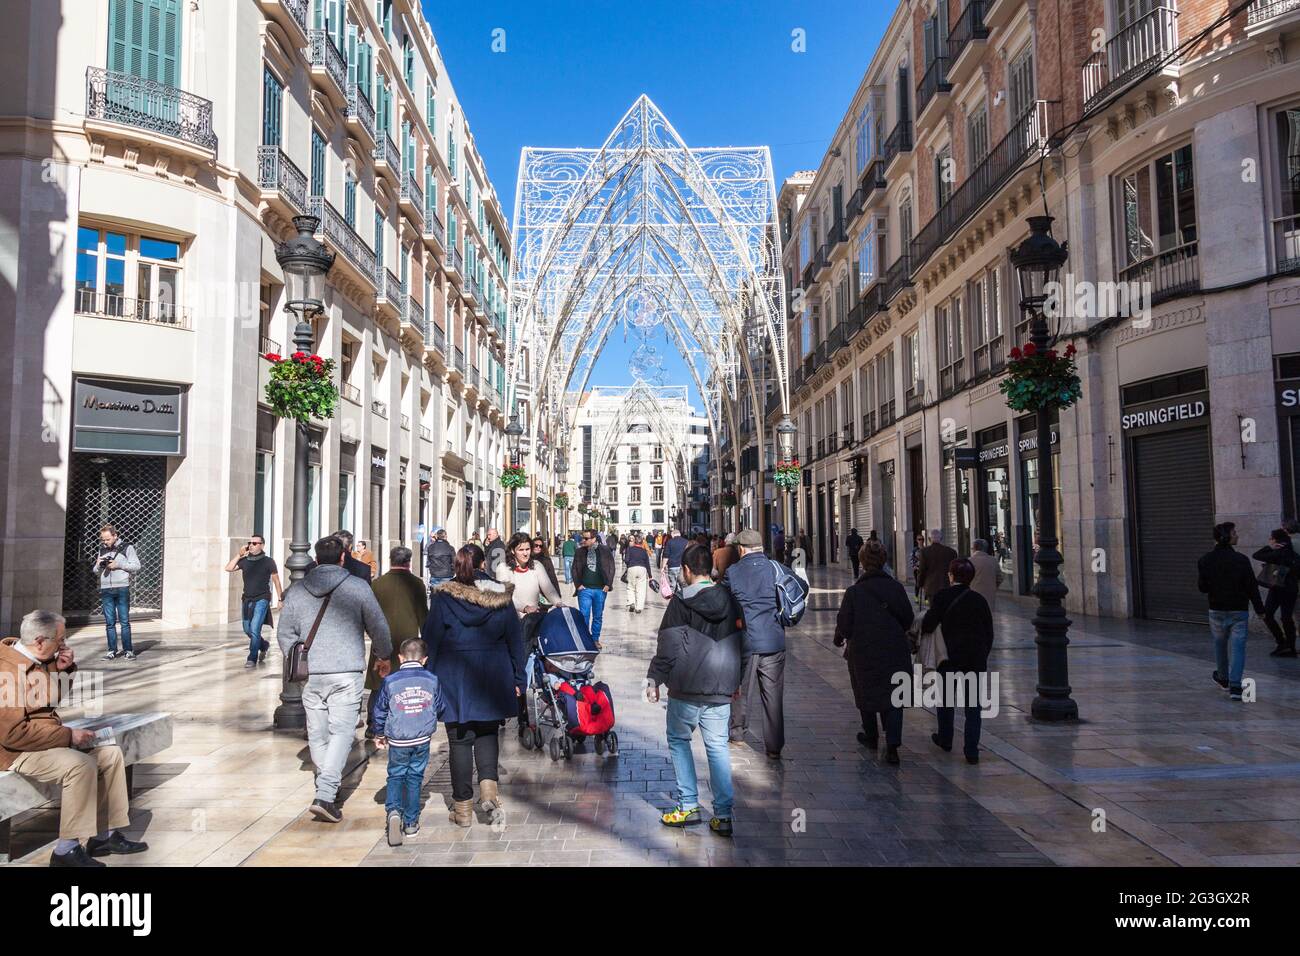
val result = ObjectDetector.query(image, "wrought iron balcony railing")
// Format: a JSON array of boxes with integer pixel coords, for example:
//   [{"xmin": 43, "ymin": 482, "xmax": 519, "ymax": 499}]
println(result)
[
  {"xmin": 430, "ymin": 322, "xmax": 446, "ymax": 354},
  {"xmin": 419, "ymin": 425, "xmax": 432, "ymax": 441},
  {"xmin": 1249, "ymin": 0, "xmax": 1300, "ymax": 25},
  {"xmin": 75, "ymin": 289, "xmax": 192, "ymax": 329},
  {"xmin": 308, "ymin": 30, "xmax": 347, "ymax": 99},
  {"xmin": 371, "ymin": 399, "xmax": 388, "ymax": 419},
  {"xmin": 308, "ymin": 196, "xmax": 376, "ymax": 285},
  {"xmin": 910, "ymin": 100, "xmax": 1060, "ymax": 276},
  {"xmin": 846, "ymin": 187, "xmax": 865, "ymax": 224},
  {"xmin": 374, "ymin": 132, "xmax": 400, "ymax": 170},
  {"xmin": 882, "ymin": 119, "xmax": 912, "ymax": 168},
  {"xmin": 1119, "ymin": 240, "xmax": 1200, "ymax": 306},
  {"xmin": 1082, "ymin": 4, "xmax": 1179, "ymax": 112},
  {"xmin": 341, "ymin": 383, "xmax": 361, "ymax": 404},
  {"xmin": 274, "ymin": 0, "xmax": 309, "ymax": 36},
  {"xmin": 450, "ymin": 246, "xmax": 464, "ymax": 275},
  {"xmin": 256, "ymin": 145, "xmax": 307, "ymax": 213},
  {"xmin": 861, "ymin": 157, "xmax": 886, "ymax": 201},
  {"xmin": 400, "ymin": 413, "xmax": 410, "ymax": 430},
  {"xmin": 453, "ymin": 347, "xmax": 465, "ymax": 372},
  {"xmin": 423, "ymin": 205, "xmax": 445, "ymax": 246},
  {"xmin": 948, "ymin": 0, "xmax": 990, "ymax": 64},
  {"xmin": 884, "ymin": 253, "xmax": 912, "ymax": 303},
  {"xmin": 259, "ymin": 334, "xmax": 280, "ymax": 354},
  {"xmin": 407, "ymin": 293, "xmax": 426, "ymax": 336},
  {"xmin": 801, "ymin": 260, "xmax": 815, "ymax": 289},
  {"xmin": 916, "ymin": 56, "xmax": 952, "ymax": 117},
  {"xmin": 376, "ymin": 268, "xmax": 402, "ymax": 302},
  {"xmin": 85, "ymin": 67, "xmax": 217, "ymax": 152},
  {"xmin": 1273, "ymin": 213, "xmax": 1300, "ymax": 275},
  {"xmin": 346, "ymin": 84, "xmax": 376, "ymax": 142}
]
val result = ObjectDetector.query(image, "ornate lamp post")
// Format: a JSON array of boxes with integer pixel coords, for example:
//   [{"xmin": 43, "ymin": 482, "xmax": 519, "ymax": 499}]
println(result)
[
  {"xmin": 555, "ymin": 452, "xmax": 568, "ymax": 538},
  {"xmin": 777, "ymin": 415, "xmax": 797, "ymax": 550},
  {"xmin": 1010, "ymin": 215, "xmax": 1078, "ymax": 722},
  {"xmin": 722, "ymin": 459, "xmax": 738, "ymax": 531},
  {"xmin": 273, "ymin": 215, "xmax": 334, "ymax": 732},
  {"xmin": 505, "ymin": 412, "xmax": 524, "ymax": 535}
]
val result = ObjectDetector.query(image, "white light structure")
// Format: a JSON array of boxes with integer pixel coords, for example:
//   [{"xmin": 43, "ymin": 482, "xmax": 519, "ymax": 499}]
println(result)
[{"xmin": 508, "ymin": 95, "xmax": 788, "ymax": 534}]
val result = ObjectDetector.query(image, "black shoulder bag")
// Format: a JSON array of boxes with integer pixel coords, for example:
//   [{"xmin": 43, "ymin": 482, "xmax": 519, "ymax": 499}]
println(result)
[{"xmin": 284, "ymin": 591, "xmax": 334, "ymax": 683}]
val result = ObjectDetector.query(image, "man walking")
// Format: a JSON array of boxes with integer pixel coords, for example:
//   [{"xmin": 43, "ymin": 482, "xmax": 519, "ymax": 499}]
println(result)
[
  {"xmin": 1197, "ymin": 522, "xmax": 1264, "ymax": 701},
  {"xmin": 93, "ymin": 524, "xmax": 140, "ymax": 661},
  {"xmin": 648, "ymin": 543, "xmax": 743, "ymax": 836},
  {"xmin": 968, "ymin": 538, "xmax": 1003, "ymax": 610},
  {"xmin": 574, "ymin": 528, "xmax": 615, "ymax": 648},
  {"xmin": 916, "ymin": 529, "xmax": 957, "ymax": 608},
  {"xmin": 425, "ymin": 529, "xmax": 456, "ymax": 588},
  {"xmin": 724, "ymin": 529, "xmax": 792, "ymax": 759},
  {"xmin": 366, "ymin": 546, "xmax": 429, "ymax": 739},
  {"xmin": 1, "ymin": 610, "xmax": 149, "ymax": 867},
  {"xmin": 661, "ymin": 528, "xmax": 689, "ymax": 595},
  {"xmin": 484, "ymin": 529, "xmax": 506, "ymax": 577},
  {"xmin": 561, "ymin": 533, "xmax": 577, "ymax": 584},
  {"xmin": 277, "ymin": 535, "xmax": 392, "ymax": 822},
  {"xmin": 845, "ymin": 528, "xmax": 865, "ymax": 580},
  {"xmin": 225, "ymin": 534, "xmax": 283, "ymax": 668}
]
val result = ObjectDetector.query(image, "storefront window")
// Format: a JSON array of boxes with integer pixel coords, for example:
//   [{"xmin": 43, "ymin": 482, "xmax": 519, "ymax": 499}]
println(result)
[
  {"xmin": 338, "ymin": 472, "xmax": 354, "ymax": 530},
  {"xmin": 1020, "ymin": 453, "xmax": 1062, "ymax": 592},
  {"xmin": 982, "ymin": 464, "xmax": 1014, "ymax": 589},
  {"xmin": 254, "ymin": 452, "xmax": 273, "ymax": 540}
]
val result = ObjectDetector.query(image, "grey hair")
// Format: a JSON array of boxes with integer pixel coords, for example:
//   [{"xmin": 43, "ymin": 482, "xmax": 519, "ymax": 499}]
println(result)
[
  {"xmin": 973, "ymin": 538, "xmax": 988, "ymax": 553},
  {"xmin": 390, "ymin": 545, "xmax": 413, "ymax": 567},
  {"xmin": 724, "ymin": 533, "xmax": 736, "ymax": 545},
  {"xmin": 929, "ymin": 529, "xmax": 944, "ymax": 543},
  {"xmin": 20, "ymin": 609, "xmax": 64, "ymax": 645}
]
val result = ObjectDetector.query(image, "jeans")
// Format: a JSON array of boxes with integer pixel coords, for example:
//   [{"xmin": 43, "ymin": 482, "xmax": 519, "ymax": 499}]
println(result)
[
  {"xmin": 935, "ymin": 704, "xmax": 982, "ymax": 757},
  {"xmin": 666, "ymin": 566, "xmax": 682, "ymax": 595},
  {"xmin": 241, "ymin": 597, "xmax": 271, "ymax": 662},
  {"xmin": 385, "ymin": 741, "xmax": 431, "ymax": 825},
  {"xmin": 1262, "ymin": 587, "xmax": 1297, "ymax": 648},
  {"xmin": 562, "ymin": 556, "xmax": 573, "ymax": 583},
  {"xmin": 429, "ymin": 576, "xmax": 451, "ymax": 589},
  {"xmin": 445, "ymin": 721, "xmax": 501, "ymax": 801},
  {"xmin": 302, "ymin": 672, "xmax": 365, "ymax": 801},
  {"xmin": 577, "ymin": 587, "xmax": 608, "ymax": 642},
  {"xmin": 665, "ymin": 698, "xmax": 734, "ymax": 818},
  {"xmin": 1209, "ymin": 610, "xmax": 1250, "ymax": 688},
  {"xmin": 100, "ymin": 587, "xmax": 132, "ymax": 653}
]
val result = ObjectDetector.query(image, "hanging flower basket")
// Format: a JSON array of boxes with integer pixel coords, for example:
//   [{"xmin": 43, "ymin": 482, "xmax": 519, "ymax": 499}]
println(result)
[
  {"xmin": 774, "ymin": 460, "xmax": 801, "ymax": 489},
  {"xmin": 263, "ymin": 351, "xmax": 339, "ymax": 423},
  {"xmin": 554, "ymin": 493, "xmax": 569, "ymax": 511},
  {"xmin": 499, "ymin": 463, "xmax": 527, "ymax": 490},
  {"xmin": 721, "ymin": 491, "xmax": 737, "ymax": 509},
  {"xmin": 999, "ymin": 341, "xmax": 1082, "ymax": 413}
]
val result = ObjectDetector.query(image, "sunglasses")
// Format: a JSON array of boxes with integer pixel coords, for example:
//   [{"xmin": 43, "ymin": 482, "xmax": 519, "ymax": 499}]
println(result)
[{"xmin": 248, "ymin": 541, "xmax": 263, "ymax": 546}]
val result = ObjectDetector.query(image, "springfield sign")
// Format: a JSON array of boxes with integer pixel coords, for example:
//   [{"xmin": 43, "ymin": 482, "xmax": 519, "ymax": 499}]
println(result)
[
  {"xmin": 1121, "ymin": 399, "xmax": 1207, "ymax": 431},
  {"xmin": 73, "ymin": 376, "xmax": 186, "ymax": 456}
]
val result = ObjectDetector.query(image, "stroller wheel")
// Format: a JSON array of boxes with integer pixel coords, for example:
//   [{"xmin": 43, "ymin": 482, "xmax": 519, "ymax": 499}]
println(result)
[
  {"xmin": 548, "ymin": 737, "xmax": 561, "ymax": 761},
  {"xmin": 561, "ymin": 736, "xmax": 573, "ymax": 760},
  {"xmin": 533, "ymin": 728, "xmax": 544, "ymax": 750},
  {"xmin": 606, "ymin": 732, "xmax": 619, "ymax": 756},
  {"xmin": 519, "ymin": 724, "xmax": 534, "ymax": 750},
  {"xmin": 594, "ymin": 734, "xmax": 606, "ymax": 755}
]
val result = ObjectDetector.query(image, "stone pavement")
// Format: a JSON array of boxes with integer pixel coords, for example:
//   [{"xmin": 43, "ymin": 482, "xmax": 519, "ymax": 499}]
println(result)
[{"xmin": 5, "ymin": 562, "xmax": 1300, "ymax": 866}]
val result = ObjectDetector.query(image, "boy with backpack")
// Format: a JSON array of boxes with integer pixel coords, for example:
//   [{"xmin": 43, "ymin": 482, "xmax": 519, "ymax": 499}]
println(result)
[
  {"xmin": 373, "ymin": 638, "xmax": 442, "ymax": 846},
  {"xmin": 721, "ymin": 529, "xmax": 808, "ymax": 759}
]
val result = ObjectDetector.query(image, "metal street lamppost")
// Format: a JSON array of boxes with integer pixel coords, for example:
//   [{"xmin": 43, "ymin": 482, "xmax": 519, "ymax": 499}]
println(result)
[
  {"xmin": 272, "ymin": 214, "xmax": 334, "ymax": 732},
  {"xmin": 555, "ymin": 452, "xmax": 568, "ymax": 538},
  {"xmin": 1010, "ymin": 214, "xmax": 1078, "ymax": 722},
  {"xmin": 777, "ymin": 415, "xmax": 797, "ymax": 553},
  {"xmin": 722, "ymin": 459, "xmax": 738, "ymax": 531},
  {"xmin": 505, "ymin": 412, "xmax": 524, "ymax": 535}
]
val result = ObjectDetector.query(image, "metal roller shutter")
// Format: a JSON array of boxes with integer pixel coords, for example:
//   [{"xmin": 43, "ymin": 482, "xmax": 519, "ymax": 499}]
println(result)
[{"xmin": 1131, "ymin": 426, "xmax": 1213, "ymax": 623}]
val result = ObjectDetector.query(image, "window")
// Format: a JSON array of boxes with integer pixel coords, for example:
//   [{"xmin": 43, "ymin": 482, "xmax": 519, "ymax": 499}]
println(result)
[
  {"xmin": 76, "ymin": 226, "xmax": 182, "ymax": 323},
  {"xmin": 800, "ymin": 217, "xmax": 812, "ymax": 271},
  {"xmin": 1118, "ymin": 144, "xmax": 1197, "ymax": 288},
  {"xmin": 374, "ymin": 209, "xmax": 385, "ymax": 270},
  {"xmin": 108, "ymin": 0, "xmax": 180, "ymax": 87},
  {"xmin": 310, "ymin": 127, "xmax": 326, "ymax": 197},
  {"xmin": 402, "ymin": 37, "xmax": 414, "ymax": 88},
  {"xmin": 969, "ymin": 265, "xmax": 1005, "ymax": 375},
  {"xmin": 967, "ymin": 103, "xmax": 989, "ymax": 170},
  {"xmin": 935, "ymin": 144, "xmax": 953, "ymax": 209},
  {"xmin": 904, "ymin": 328, "xmax": 922, "ymax": 410},
  {"xmin": 344, "ymin": 172, "xmax": 356, "ymax": 228},
  {"xmin": 629, "ymin": 486, "xmax": 641, "ymax": 504},
  {"xmin": 262, "ymin": 67, "xmax": 282, "ymax": 147},
  {"xmin": 857, "ymin": 227, "xmax": 874, "ymax": 293},
  {"xmin": 937, "ymin": 298, "xmax": 965, "ymax": 395},
  {"xmin": 652, "ymin": 486, "xmax": 664, "ymax": 504},
  {"xmin": 877, "ymin": 345, "xmax": 895, "ymax": 425},
  {"xmin": 1273, "ymin": 106, "xmax": 1300, "ymax": 273},
  {"xmin": 608, "ymin": 487, "xmax": 618, "ymax": 503},
  {"xmin": 855, "ymin": 103, "xmax": 871, "ymax": 175},
  {"xmin": 427, "ymin": 84, "xmax": 436, "ymax": 131},
  {"xmin": 1008, "ymin": 46, "xmax": 1035, "ymax": 122}
]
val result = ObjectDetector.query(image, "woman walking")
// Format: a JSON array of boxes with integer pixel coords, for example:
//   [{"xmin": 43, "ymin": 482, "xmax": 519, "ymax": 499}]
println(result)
[
  {"xmin": 833, "ymin": 540, "xmax": 913, "ymax": 765},
  {"xmin": 530, "ymin": 536, "xmax": 563, "ymax": 600},
  {"xmin": 921, "ymin": 557, "xmax": 995, "ymax": 764},
  {"xmin": 497, "ymin": 532, "xmax": 562, "ymax": 617},
  {"xmin": 422, "ymin": 547, "xmax": 525, "ymax": 825},
  {"xmin": 1254, "ymin": 529, "xmax": 1300, "ymax": 657},
  {"xmin": 909, "ymin": 532, "xmax": 925, "ymax": 605},
  {"xmin": 623, "ymin": 531, "xmax": 652, "ymax": 613}
]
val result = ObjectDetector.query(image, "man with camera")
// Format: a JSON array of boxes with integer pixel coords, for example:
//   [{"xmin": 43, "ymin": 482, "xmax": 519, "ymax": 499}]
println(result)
[
  {"xmin": 224, "ymin": 535, "xmax": 284, "ymax": 668},
  {"xmin": 93, "ymin": 524, "xmax": 140, "ymax": 662}
]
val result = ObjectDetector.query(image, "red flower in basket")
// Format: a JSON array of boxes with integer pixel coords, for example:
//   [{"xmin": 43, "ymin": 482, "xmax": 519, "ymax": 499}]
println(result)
[
  {"xmin": 1046, "ymin": 349, "xmax": 1058, "ymax": 359},
  {"xmin": 1065, "ymin": 342, "xmax": 1077, "ymax": 356},
  {"xmin": 1009, "ymin": 347, "xmax": 1022, "ymax": 360},
  {"xmin": 1022, "ymin": 342, "xmax": 1038, "ymax": 356},
  {"xmin": 291, "ymin": 351, "xmax": 307, "ymax": 361},
  {"xmin": 263, "ymin": 352, "xmax": 281, "ymax": 362}
]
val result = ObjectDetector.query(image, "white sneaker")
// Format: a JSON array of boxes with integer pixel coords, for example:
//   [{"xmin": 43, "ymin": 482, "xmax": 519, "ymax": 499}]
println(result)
[
  {"xmin": 386, "ymin": 810, "xmax": 404, "ymax": 847},
  {"xmin": 102, "ymin": 650, "xmax": 119, "ymax": 661}
]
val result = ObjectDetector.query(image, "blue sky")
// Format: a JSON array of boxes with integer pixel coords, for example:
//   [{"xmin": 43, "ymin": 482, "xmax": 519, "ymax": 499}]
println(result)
[{"xmin": 423, "ymin": 0, "xmax": 890, "ymax": 405}]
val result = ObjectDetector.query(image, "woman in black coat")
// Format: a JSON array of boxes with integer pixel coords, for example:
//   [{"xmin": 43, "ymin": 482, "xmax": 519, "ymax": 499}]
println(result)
[
  {"xmin": 834, "ymin": 540, "xmax": 914, "ymax": 765},
  {"xmin": 920, "ymin": 557, "xmax": 994, "ymax": 764},
  {"xmin": 423, "ymin": 546, "xmax": 525, "ymax": 826},
  {"xmin": 1254, "ymin": 529, "xmax": 1299, "ymax": 656}
]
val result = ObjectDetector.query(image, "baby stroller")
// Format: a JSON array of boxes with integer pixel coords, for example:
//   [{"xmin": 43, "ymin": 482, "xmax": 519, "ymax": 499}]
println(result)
[{"xmin": 518, "ymin": 605, "xmax": 619, "ymax": 761}]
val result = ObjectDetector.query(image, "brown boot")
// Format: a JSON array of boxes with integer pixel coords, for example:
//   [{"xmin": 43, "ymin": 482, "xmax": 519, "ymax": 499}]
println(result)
[
  {"xmin": 477, "ymin": 779, "xmax": 501, "ymax": 813},
  {"xmin": 448, "ymin": 799, "xmax": 474, "ymax": 827}
]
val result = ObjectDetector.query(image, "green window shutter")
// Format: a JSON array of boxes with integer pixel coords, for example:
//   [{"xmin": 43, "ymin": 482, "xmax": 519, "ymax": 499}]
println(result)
[
  {"xmin": 108, "ymin": 0, "xmax": 129, "ymax": 73},
  {"xmin": 159, "ymin": 0, "xmax": 179, "ymax": 87},
  {"xmin": 111, "ymin": 0, "xmax": 180, "ymax": 85}
]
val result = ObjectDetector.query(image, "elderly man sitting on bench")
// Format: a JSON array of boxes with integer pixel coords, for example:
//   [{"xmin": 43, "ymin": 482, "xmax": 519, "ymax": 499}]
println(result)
[{"xmin": 0, "ymin": 610, "xmax": 147, "ymax": 867}]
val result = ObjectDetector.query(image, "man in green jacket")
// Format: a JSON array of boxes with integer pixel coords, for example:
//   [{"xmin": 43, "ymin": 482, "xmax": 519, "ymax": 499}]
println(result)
[
  {"xmin": 366, "ymin": 546, "xmax": 429, "ymax": 738},
  {"xmin": 561, "ymin": 534, "xmax": 577, "ymax": 585}
]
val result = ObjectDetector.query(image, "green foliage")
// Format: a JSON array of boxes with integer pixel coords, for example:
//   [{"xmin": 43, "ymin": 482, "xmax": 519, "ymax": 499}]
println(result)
[{"xmin": 263, "ymin": 351, "xmax": 339, "ymax": 423}]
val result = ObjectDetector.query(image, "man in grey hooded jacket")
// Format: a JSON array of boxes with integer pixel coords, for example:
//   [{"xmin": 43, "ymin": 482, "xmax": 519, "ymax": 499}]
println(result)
[{"xmin": 278, "ymin": 535, "xmax": 392, "ymax": 823}]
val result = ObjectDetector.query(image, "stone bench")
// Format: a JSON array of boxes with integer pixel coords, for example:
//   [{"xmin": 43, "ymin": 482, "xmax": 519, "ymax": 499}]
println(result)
[{"xmin": 0, "ymin": 712, "xmax": 173, "ymax": 864}]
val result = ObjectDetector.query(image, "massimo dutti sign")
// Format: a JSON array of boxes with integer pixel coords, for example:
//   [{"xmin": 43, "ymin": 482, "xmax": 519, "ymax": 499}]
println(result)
[{"xmin": 73, "ymin": 376, "xmax": 186, "ymax": 457}]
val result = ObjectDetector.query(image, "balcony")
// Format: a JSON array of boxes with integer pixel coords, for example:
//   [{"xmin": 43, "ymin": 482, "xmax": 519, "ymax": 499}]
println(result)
[
  {"xmin": 74, "ymin": 289, "xmax": 191, "ymax": 329},
  {"xmin": 972, "ymin": 335, "xmax": 1007, "ymax": 378},
  {"xmin": 307, "ymin": 196, "xmax": 377, "ymax": 292},
  {"xmin": 341, "ymin": 383, "xmax": 361, "ymax": 404},
  {"xmin": 814, "ymin": 243, "xmax": 831, "ymax": 280},
  {"xmin": 882, "ymin": 119, "xmax": 912, "ymax": 176},
  {"xmin": 399, "ymin": 170, "xmax": 424, "ymax": 222},
  {"xmin": 947, "ymin": 0, "xmax": 990, "ymax": 87},
  {"xmin": 452, "ymin": 347, "xmax": 466, "ymax": 377},
  {"xmin": 864, "ymin": 276, "xmax": 891, "ymax": 314},
  {"xmin": 909, "ymin": 99, "xmax": 1061, "ymax": 278},
  {"xmin": 345, "ymin": 85, "xmax": 376, "ymax": 148},
  {"xmin": 256, "ymin": 145, "xmax": 307, "ymax": 216},
  {"xmin": 1082, "ymin": 4, "xmax": 1179, "ymax": 113},
  {"xmin": 801, "ymin": 260, "xmax": 816, "ymax": 290},
  {"xmin": 422, "ymin": 205, "xmax": 446, "ymax": 252},
  {"xmin": 939, "ymin": 359, "xmax": 967, "ymax": 398},
  {"xmin": 419, "ymin": 425, "xmax": 433, "ymax": 442},
  {"xmin": 375, "ymin": 268, "xmax": 403, "ymax": 320},
  {"xmin": 426, "ymin": 321, "xmax": 447, "ymax": 357},
  {"xmin": 828, "ymin": 219, "xmax": 848, "ymax": 251},
  {"xmin": 402, "ymin": 291, "xmax": 426, "ymax": 339},
  {"xmin": 916, "ymin": 56, "xmax": 952, "ymax": 126},
  {"xmin": 884, "ymin": 253, "xmax": 913, "ymax": 303},
  {"xmin": 862, "ymin": 411, "xmax": 875, "ymax": 439},
  {"xmin": 846, "ymin": 187, "xmax": 865, "ymax": 226},
  {"xmin": 259, "ymin": 334, "xmax": 280, "ymax": 354},
  {"xmin": 307, "ymin": 30, "xmax": 348, "ymax": 108},
  {"xmin": 860, "ymin": 157, "xmax": 886, "ymax": 204},
  {"xmin": 905, "ymin": 387, "xmax": 923, "ymax": 415},
  {"xmin": 401, "ymin": 414, "xmax": 410, "ymax": 430},
  {"xmin": 1119, "ymin": 240, "xmax": 1200, "ymax": 306},
  {"xmin": 447, "ymin": 246, "xmax": 464, "ymax": 285},
  {"xmin": 373, "ymin": 132, "xmax": 401, "ymax": 184},
  {"xmin": 1273, "ymin": 213, "xmax": 1300, "ymax": 275},
  {"xmin": 1248, "ymin": 0, "xmax": 1300, "ymax": 33},
  {"xmin": 258, "ymin": 0, "xmax": 309, "ymax": 42},
  {"xmin": 371, "ymin": 399, "xmax": 388, "ymax": 419},
  {"xmin": 880, "ymin": 399, "xmax": 896, "ymax": 429},
  {"xmin": 84, "ymin": 67, "xmax": 216, "ymax": 155},
  {"xmin": 983, "ymin": 0, "xmax": 1017, "ymax": 30}
]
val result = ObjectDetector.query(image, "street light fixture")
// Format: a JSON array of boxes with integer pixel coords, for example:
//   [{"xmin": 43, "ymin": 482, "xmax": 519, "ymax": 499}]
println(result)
[
  {"xmin": 505, "ymin": 412, "xmax": 524, "ymax": 534},
  {"xmin": 776, "ymin": 415, "xmax": 798, "ymax": 549},
  {"xmin": 272, "ymin": 214, "xmax": 334, "ymax": 732},
  {"xmin": 1010, "ymin": 214, "xmax": 1077, "ymax": 722},
  {"xmin": 555, "ymin": 453, "xmax": 568, "ymax": 538}
]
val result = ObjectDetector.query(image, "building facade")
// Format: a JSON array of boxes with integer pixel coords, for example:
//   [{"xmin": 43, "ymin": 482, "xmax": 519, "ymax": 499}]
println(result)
[
  {"xmin": 780, "ymin": 0, "xmax": 1300, "ymax": 622},
  {"xmin": 0, "ymin": 0, "xmax": 511, "ymax": 631},
  {"xmin": 565, "ymin": 388, "xmax": 711, "ymax": 536}
]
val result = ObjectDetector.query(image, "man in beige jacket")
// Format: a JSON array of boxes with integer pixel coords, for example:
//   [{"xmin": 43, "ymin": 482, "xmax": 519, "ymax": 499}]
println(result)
[
  {"xmin": 968, "ymin": 539, "xmax": 1004, "ymax": 610},
  {"xmin": 0, "ymin": 610, "xmax": 147, "ymax": 867}
]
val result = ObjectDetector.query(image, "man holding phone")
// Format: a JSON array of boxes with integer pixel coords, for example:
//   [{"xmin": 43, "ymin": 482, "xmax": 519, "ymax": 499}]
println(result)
[
  {"xmin": 225, "ymin": 535, "xmax": 283, "ymax": 668},
  {"xmin": 93, "ymin": 524, "xmax": 140, "ymax": 661}
]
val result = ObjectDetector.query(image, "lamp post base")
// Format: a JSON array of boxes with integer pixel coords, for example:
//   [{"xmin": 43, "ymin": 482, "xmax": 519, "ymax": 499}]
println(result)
[
  {"xmin": 1030, "ymin": 694, "xmax": 1079, "ymax": 722},
  {"xmin": 273, "ymin": 682, "xmax": 308, "ymax": 734}
]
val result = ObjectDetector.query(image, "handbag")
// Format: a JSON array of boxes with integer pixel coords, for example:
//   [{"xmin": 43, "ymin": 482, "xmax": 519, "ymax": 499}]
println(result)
[
  {"xmin": 917, "ymin": 588, "xmax": 971, "ymax": 672},
  {"xmin": 1257, "ymin": 561, "xmax": 1288, "ymax": 590},
  {"xmin": 283, "ymin": 590, "xmax": 334, "ymax": 683}
]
